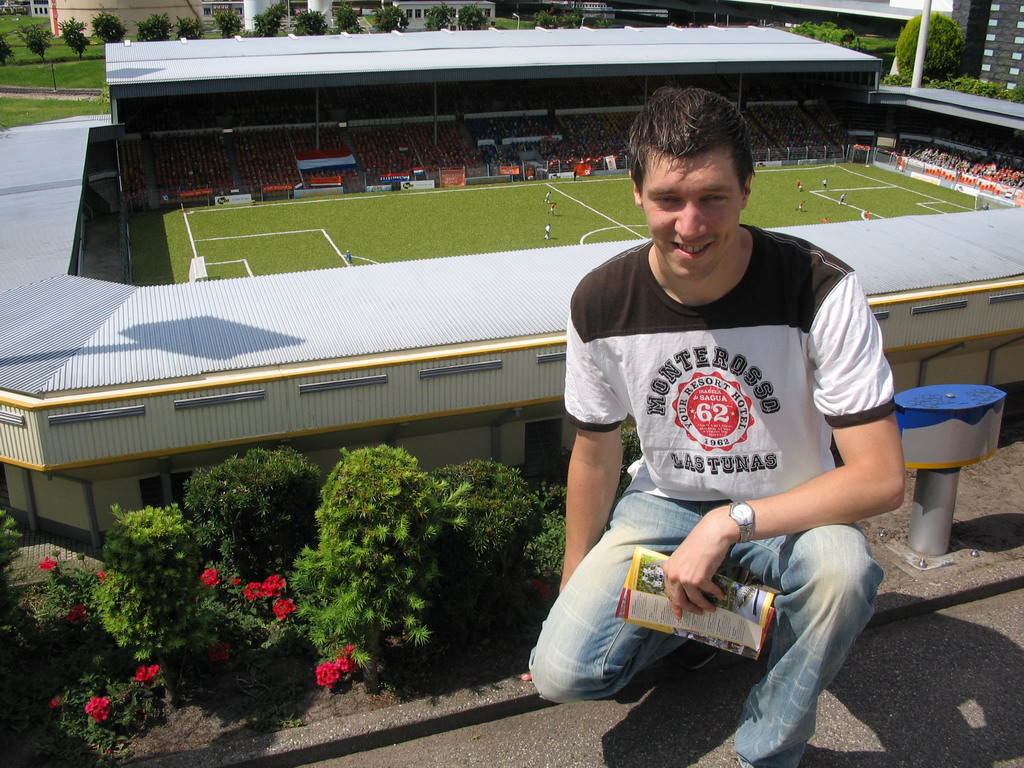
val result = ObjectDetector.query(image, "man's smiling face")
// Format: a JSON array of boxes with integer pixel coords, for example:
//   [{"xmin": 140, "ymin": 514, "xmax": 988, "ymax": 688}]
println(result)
[{"xmin": 633, "ymin": 147, "xmax": 752, "ymax": 305}]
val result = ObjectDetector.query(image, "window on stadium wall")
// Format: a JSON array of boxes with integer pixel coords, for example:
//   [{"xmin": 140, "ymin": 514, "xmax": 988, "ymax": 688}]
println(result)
[
  {"xmin": 138, "ymin": 471, "xmax": 192, "ymax": 509},
  {"xmin": 522, "ymin": 419, "xmax": 563, "ymax": 481}
]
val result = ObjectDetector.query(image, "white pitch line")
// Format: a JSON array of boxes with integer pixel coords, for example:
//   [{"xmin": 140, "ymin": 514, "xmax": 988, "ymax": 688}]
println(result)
[
  {"xmin": 195, "ymin": 229, "xmax": 325, "ymax": 242},
  {"xmin": 551, "ymin": 186, "xmax": 647, "ymax": 239},
  {"xmin": 181, "ymin": 206, "xmax": 199, "ymax": 260},
  {"xmin": 207, "ymin": 258, "xmax": 255, "ymax": 277}
]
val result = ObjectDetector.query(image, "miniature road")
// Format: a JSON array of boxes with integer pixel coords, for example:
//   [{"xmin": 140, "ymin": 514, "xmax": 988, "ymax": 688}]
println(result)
[{"xmin": 305, "ymin": 589, "xmax": 1024, "ymax": 768}]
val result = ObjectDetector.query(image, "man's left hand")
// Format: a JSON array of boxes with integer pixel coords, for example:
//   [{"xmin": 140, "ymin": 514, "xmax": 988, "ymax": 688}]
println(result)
[{"xmin": 661, "ymin": 507, "xmax": 737, "ymax": 618}]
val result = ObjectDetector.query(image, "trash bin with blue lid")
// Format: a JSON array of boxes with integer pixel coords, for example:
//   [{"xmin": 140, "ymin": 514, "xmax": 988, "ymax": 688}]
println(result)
[{"xmin": 895, "ymin": 384, "xmax": 1006, "ymax": 556}]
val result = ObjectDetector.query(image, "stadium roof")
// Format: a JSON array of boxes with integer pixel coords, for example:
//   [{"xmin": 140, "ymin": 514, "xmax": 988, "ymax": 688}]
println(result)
[
  {"xmin": 0, "ymin": 116, "xmax": 113, "ymax": 290},
  {"xmin": 105, "ymin": 25, "xmax": 882, "ymax": 102},
  {"xmin": 874, "ymin": 86, "xmax": 1024, "ymax": 133},
  {"xmin": 2, "ymin": 208, "xmax": 1022, "ymax": 397}
]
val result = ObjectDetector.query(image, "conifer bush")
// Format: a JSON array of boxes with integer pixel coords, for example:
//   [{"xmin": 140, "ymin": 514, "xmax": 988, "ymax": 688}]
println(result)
[
  {"xmin": 429, "ymin": 460, "xmax": 546, "ymax": 648},
  {"xmin": 95, "ymin": 505, "xmax": 206, "ymax": 700},
  {"xmin": 292, "ymin": 446, "xmax": 468, "ymax": 692}
]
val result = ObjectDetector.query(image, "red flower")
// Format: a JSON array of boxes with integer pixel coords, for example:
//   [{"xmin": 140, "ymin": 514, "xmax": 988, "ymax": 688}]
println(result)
[
  {"xmin": 337, "ymin": 645, "xmax": 359, "ymax": 673},
  {"xmin": 85, "ymin": 696, "xmax": 111, "ymax": 723},
  {"xmin": 243, "ymin": 582, "xmax": 262, "ymax": 601},
  {"xmin": 96, "ymin": 571, "xmax": 105, "ymax": 582},
  {"xmin": 530, "ymin": 580, "xmax": 552, "ymax": 602},
  {"xmin": 232, "ymin": 577, "xmax": 241, "ymax": 585},
  {"xmin": 39, "ymin": 557, "xmax": 57, "ymax": 571},
  {"xmin": 272, "ymin": 598, "xmax": 296, "ymax": 621},
  {"xmin": 49, "ymin": 696, "xmax": 63, "ymax": 709},
  {"xmin": 66, "ymin": 604, "xmax": 88, "ymax": 624},
  {"xmin": 135, "ymin": 664, "xmax": 160, "ymax": 686},
  {"xmin": 315, "ymin": 660, "xmax": 341, "ymax": 688},
  {"xmin": 208, "ymin": 641, "xmax": 231, "ymax": 661},
  {"xmin": 260, "ymin": 574, "xmax": 287, "ymax": 598},
  {"xmin": 200, "ymin": 568, "xmax": 220, "ymax": 587}
]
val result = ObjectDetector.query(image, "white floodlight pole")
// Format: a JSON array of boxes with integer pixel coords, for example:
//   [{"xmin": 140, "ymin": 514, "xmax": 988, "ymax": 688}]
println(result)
[{"xmin": 911, "ymin": 0, "xmax": 933, "ymax": 89}]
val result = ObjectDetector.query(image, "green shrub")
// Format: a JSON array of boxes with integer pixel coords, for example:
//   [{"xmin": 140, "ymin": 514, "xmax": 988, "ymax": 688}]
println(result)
[
  {"xmin": 95, "ymin": 505, "xmax": 206, "ymax": 700},
  {"xmin": 525, "ymin": 482, "xmax": 567, "ymax": 578},
  {"xmin": 182, "ymin": 446, "xmax": 320, "ymax": 581},
  {"xmin": 135, "ymin": 13, "xmax": 172, "ymax": 42},
  {"xmin": 0, "ymin": 510, "xmax": 22, "ymax": 675},
  {"xmin": 292, "ymin": 446, "xmax": 467, "ymax": 691},
  {"xmin": 895, "ymin": 13, "xmax": 964, "ymax": 80},
  {"xmin": 91, "ymin": 10, "xmax": 126, "ymax": 43},
  {"xmin": 428, "ymin": 460, "xmax": 546, "ymax": 648}
]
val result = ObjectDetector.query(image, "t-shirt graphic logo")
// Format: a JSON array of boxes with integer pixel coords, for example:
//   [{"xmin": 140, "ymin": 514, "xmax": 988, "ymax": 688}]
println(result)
[{"xmin": 672, "ymin": 372, "xmax": 754, "ymax": 451}]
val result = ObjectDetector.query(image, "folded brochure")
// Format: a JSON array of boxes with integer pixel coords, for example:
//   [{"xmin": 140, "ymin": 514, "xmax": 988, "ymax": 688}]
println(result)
[{"xmin": 615, "ymin": 547, "xmax": 776, "ymax": 660}]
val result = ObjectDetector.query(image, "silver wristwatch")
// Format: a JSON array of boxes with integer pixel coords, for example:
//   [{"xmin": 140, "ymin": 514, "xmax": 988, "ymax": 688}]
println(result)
[{"xmin": 729, "ymin": 501, "xmax": 756, "ymax": 543}]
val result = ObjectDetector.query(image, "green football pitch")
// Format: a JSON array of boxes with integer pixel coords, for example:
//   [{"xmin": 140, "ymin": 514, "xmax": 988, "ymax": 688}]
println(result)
[{"xmin": 130, "ymin": 162, "xmax": 980, "ymax": 285}]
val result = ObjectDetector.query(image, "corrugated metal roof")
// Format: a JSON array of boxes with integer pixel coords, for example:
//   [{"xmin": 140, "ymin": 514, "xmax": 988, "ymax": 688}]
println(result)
[
  {"xmin": 0, "ymin": 116, "xmax": 112, "ymax": 290},
  {"xmin": 106, "ymin": 26, "xmax": 881, "ymax": 98},
  {"xmin": 0, "ymin": 274, "xmax": 136, "ymax": 393},
  {"xmin": 875, "ymin": 86, "xmax": 1024, "ymax": 132},
  {"xmin": 13, "ymin": 242, "xmax": 631, "ymax": 395},
  {"xmin": 4, "ymin": 209, "xmax": 1024, "ymax": 397},
  {"xmin": 776, "ymin": 208, "xmax": 1024, "ymax": 295}
]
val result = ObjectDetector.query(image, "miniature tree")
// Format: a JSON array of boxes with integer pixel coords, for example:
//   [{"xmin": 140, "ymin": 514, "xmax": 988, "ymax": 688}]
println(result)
[
  {"xmin": 136, "ymin": 13, "xmax": 173, "ymax": 42},
  {"xmin": 91, "ymin": 11, "xmax": 127, "ymax": 43},
  {"xmin": 18, "ymin": 23, "xmax": 52, "ymax": 62},
  {"xmin": 176, "ymin": 16, "xmax": 204, "ymax": 40},
  {"xmin": 293, "ymin": 10, "xmax": 328, "ymax": 36},
  {"xmin": 59, "ymin": 19, "xmax": 89, "ymax": 59},
  {"xmin": 292, "ymin": 446, "xmax": 467, "ymax": 692},
  {"xmin": 183, "ymin": 446, "xmax": 320, "ymax": 581},
  {"xmin": 213, "ymin": 10, "xmax": 243, "ymax": 38},
  {"xmin": 335, "ymin": 3, "xmax": 362, "ymax": 34},
  {"xmin": 94, "ymin": 505, "xmax": 206, "ymax": 702},
  {"xmin": 895, "ymin": 13, "xmax": 964, "ymax": 80},
  {"xmin": 424, "ymin": 2, "xmax": 456, "ymax": 31}
]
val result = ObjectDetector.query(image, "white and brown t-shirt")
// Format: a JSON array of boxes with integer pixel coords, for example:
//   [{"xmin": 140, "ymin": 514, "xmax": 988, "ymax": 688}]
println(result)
[{"xmin": 565, "ymin": 225, "xmax": 895, "ymax": 502}]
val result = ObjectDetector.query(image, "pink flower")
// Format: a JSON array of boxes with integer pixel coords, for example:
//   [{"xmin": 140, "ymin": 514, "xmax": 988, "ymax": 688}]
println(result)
[
  {"xmin": 135, "ymin": 664, "xmax": 160, "ymax": 686},
  {"xmin": 200, "ymin": 568, "xmax": 220, "ymax": 587},
  {"xmin": 85, "ymin": 697, "xmax": 111, "ymax": 723},
  {"xmin": 272, "ymin": 598, "xmax": 296, "ymax": 621},
  {"xmin": 96, "ymin": 571, "xmax": 105, "ymax": 582},
  {"xmin": 315, "ymin": 660, "xmax": 341, "ymax": 688},
  {"xmin": 243, "ymin": 582, "xmax": 262, "ymax": 601},
  {"xmin": 66, "ymin": 604, "xmax": 88, "ymax": 624},
  {"xmin": 260, "ymin": 574, "xmax": 287, "ymax": 598},
  {"xmin": 208, "ymin": 641, "xmax": 231, "ymax": 661},
  {"xmin": 39, "ymin": 557, "xmax": 57, "ymax": 571}
]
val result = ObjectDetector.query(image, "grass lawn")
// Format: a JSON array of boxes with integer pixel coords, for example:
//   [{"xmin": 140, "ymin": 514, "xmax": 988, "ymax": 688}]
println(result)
[
  {"xmin": 0, "ymin": 94, "xmax": 108, "ymax": 125},
  {"xmin": 132, "ymin": 162, "xmax": 978, "ymax": 285}
]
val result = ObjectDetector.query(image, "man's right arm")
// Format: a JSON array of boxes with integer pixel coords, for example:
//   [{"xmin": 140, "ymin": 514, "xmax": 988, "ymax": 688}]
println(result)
[{"xmin": 560, "ymin": 425, "xmax": 623, "ymax": 591}]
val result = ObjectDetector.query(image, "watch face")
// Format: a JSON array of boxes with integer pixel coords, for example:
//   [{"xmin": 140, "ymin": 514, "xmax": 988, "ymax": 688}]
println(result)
[{"xmin": 731, "ymin": 503, "xmax": 754, "ymax": 525}]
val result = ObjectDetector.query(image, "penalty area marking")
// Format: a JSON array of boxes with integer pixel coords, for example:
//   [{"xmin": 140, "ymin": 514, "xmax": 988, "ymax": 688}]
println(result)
[
  {"xmin": 205, "ymin": 258, "xmax": 255, "ymax": 277},
  {"xmin": 193, "ymin": 228, "xmax": 371, "ymax": 266}
]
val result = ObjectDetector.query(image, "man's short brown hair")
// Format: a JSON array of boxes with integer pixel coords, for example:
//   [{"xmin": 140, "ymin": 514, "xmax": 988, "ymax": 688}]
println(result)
[{"xmin": 629, "ymin": 86, "xmax": 754, "ymax": 191}]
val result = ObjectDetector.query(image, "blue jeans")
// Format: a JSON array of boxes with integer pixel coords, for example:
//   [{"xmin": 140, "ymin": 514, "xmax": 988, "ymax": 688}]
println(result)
[{"xmin": 529, "ymin": 491, "xmax": 883, "ymax": 768}]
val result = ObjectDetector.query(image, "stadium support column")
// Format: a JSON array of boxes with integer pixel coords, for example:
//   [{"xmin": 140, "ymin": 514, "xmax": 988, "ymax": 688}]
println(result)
[
  {"xmin": 243, "ymin": 0, "xmax": 271, "ymax": 32},
  {"xmin": 308, "ymin": 0, "xmax": 329, "ymax": 22},
  {"xmin": 911, "ymin": 0, "xmax": 933, "ymax": 89}
]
